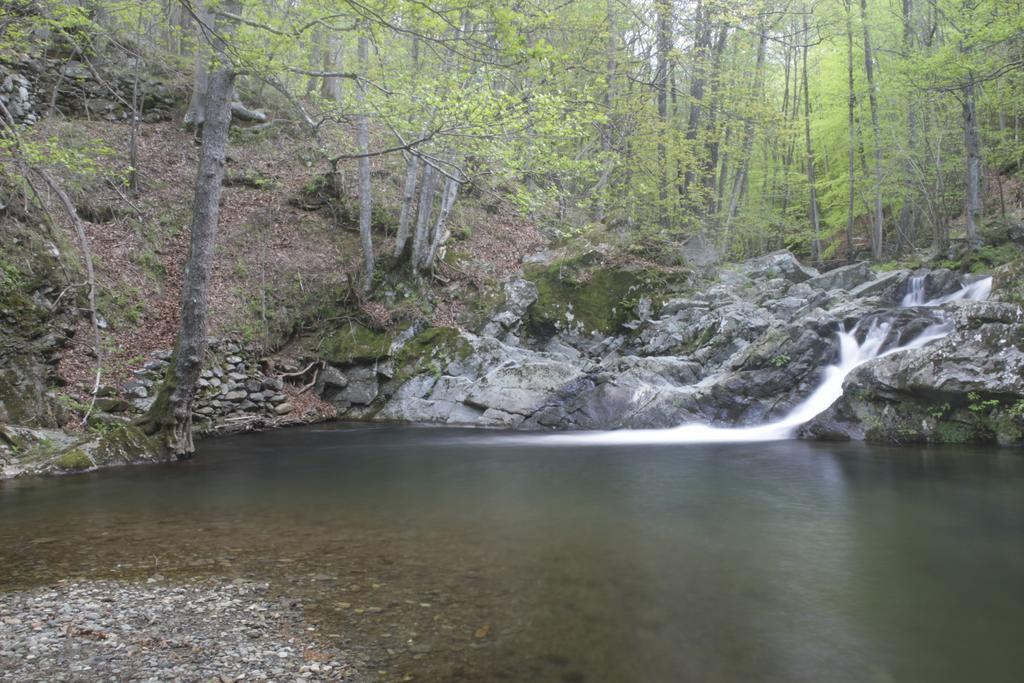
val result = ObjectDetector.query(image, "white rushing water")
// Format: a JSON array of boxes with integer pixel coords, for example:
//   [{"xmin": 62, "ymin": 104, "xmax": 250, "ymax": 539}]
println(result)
[
  {"xmin": 901, "ymin": 274, "xmax": 992, "ymax": 307},
  {"xmin": 539, "ymin": 275, "xmax": 993, "ymax": 445}
]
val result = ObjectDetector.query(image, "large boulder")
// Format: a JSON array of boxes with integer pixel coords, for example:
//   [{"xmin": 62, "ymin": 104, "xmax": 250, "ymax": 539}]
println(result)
[
  {"xmin": 465, "ymin": 360, "xmax": 585, "ymax": 416},
  {"xmin": 806, "ymin": 262, "xmax": 873, "ymax": 292},
  {"xmin": 849, "ymin": 269, "xmax": 909, "ymax": 300},
  {"xmin": 726, "ymin": 250, "xmax": 819, "ymax": 285},
  {"xmin": 803, "ymin": 301, "xmax": 1024, "ymax": 444},
  {"xmin": 482, "ymin": 278, "xmax": 538, "ymax": 340}
]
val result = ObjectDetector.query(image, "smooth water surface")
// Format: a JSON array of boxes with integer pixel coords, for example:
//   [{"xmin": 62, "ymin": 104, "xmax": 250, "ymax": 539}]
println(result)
[{"xmin": 2, "ymin": 424, "xmax": 1024, "ymax": 682}]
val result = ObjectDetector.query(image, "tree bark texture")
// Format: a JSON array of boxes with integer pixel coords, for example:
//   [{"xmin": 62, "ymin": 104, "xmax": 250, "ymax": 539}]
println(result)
[{"xmin": 142, "ymin": 0, "xmax": 239, "ymax": 457}]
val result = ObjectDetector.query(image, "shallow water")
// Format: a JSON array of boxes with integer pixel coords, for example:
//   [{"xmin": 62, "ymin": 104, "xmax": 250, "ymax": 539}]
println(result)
[{"xmin": 2, "ymin": 424, "xmax": 1024, "ymax": 682}]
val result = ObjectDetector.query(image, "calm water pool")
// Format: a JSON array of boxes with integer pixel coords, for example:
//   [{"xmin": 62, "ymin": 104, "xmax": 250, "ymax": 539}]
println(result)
[{"xmin": 2, "ymin": 424, "xmax": 1023, "ymax": 682}]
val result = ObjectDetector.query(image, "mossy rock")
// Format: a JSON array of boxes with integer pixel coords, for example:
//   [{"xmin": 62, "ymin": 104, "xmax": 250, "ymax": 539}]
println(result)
[
  {"xmin": 55, "ymin": 448, "xmax": 92, "ymax": 472},
  {"xmin": 393, "ymin": 327, "xmax": 472, "ymax": 382},
  {"xmin": 319, "ymin": 322, "xmax": 395, "ymax": 365},
  {"xmin": 87, "ymin": 422, "xmax": 160, "ymax": 466},
  {"xmin": 524, "ymin": 257, "xmax": 688, "ymax": 336}
]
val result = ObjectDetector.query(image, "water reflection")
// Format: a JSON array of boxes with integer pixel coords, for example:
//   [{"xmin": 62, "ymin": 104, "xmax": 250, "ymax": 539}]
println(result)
[{"xmin": 2, "ymin": 425, "xmax": 1023, "ymax": 682}]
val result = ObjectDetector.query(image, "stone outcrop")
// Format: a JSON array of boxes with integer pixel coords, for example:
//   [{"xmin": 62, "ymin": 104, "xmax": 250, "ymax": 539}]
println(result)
[
  {"xmin": 292, "ymin": 252, "xmax": 1021, "ymax": 446},
  {"xmin": 802, "ymin": 301, "xmax": 1024, "ymax": 444}
]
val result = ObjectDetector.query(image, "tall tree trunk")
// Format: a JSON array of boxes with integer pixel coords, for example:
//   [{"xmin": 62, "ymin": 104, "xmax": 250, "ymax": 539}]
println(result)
[
  {"xmin": 896, "ymin": 0, "xmax": 918, "ymax": 254},
  {"xmin": 355, "ymin": 32, "xmax": 374, "ymax": 292},
  {"xmin": 305, "ymin": 29, "xmax": 322, "ymax": 96},
  {"xmin": 182, "ymin": 3, "xmax": 212, "ymax": 130},
  {"xmin": 411, "ymin": 163, "xmax": 440, "ymax": 271},
  {"xmin": 702, "ymin": 26, "xmax": 729, "ymax": 216},
  {"xmin": 845, "ymin": 0, "xmax": 857, "ymax": 261},
  {"xmin": 141, "ymin": 0, "xmax": 239, "ymax": 457},
  {"xmin": 802, "ymin": 12, "xmax": 822, "ymax": 266},
  {"xmin": 860, "ymin": 0, "xmax": 885, "ymax": 259},
  {"xmin": 128, "ymin": 8, "xmax": 143, "ymax": 195},
  {"xmin": 321, "ymin": 33, "xmax": 344, "ymax": 104},
  {"xmin": 423, "ymin": 174, "xmax": 460, "ymax": 272},
  {"xmin": 683, "ymin": 1, "xmax": 710, "ymax": 198},
  {"xmin": 593, "ymin": 0, "xmax": 617, "ymax": 224},
  {"xmin": 963, "ymin": 72, "xmax": 981, "ymax": 245},
  {"xmin": 656, "ymin": 0, "xmax": 671, "ymax": 230},
  {"xmin": 394, "ymin": 154, "xmax": 421, "ymax": 258},
  {"xmin": 726, "ymin": 22, "xmax": 767, "ymax": 225},
  {"xmin": 716, "ymin": 124, "xmax": 730, "ymax": 215}
]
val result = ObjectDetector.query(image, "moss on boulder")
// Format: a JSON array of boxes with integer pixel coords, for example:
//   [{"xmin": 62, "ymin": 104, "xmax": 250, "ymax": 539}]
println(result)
[
  {"xmin": 318, "ymin": 322, "xmax": 395, "ymax": 365},
  {"xmin": 524, "ymin": 255, "xmax": 689, "ymax": 336},
  {"xmin": 393, "ymin": 327, "xmax": 471, "ymax": 381},
  {"xmin": 55, "ymin": 448, "xmax": 93, "ymax": 472}
]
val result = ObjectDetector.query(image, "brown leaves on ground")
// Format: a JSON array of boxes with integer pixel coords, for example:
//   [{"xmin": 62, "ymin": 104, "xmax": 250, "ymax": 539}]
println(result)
[{"xmin": 26, "ymin": 117, "xmax": 545, "ymax": 402}]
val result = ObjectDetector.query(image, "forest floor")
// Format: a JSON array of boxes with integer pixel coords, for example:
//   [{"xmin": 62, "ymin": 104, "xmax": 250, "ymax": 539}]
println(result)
[{"xmin": 24, "ymin": 117, "xmax": 542, "ymax": 427}]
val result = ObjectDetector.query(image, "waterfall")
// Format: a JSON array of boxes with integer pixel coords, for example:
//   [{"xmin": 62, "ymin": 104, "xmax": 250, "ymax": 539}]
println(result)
[
  {"xmin": 541, "ymin": 275, "xmax": 993, "ymax": 445},
  {"xmin": 901, "ymin": 273, "xmax": 992, "ymax": 307},
  {"xmin": 900, "ymin": 275, "xmax": 927, "ymax": 306}
]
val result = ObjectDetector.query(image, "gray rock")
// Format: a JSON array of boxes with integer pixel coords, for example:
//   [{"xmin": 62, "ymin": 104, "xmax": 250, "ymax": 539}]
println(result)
[
  {"xmin": 316, "ymin": 366, "xmax": 348, "ymax": 391},
  {"xmin": 122, "ymin": 381, "xmax": 149, "ymax": 398},
  {"xmin": 273, "ymin": 402, "xmax": 294, "ymax": 415},
  {"xmin": 729, "ymin": 250, "xmax": 819, "ymax": 284},
  {"xmin": 465, "ymin": 360, "xmax": 583, "ymax": 416},
  {"xmin": 430, "ymin": 376, "xmax": 473, "ymax": 403},
  {"xmin": 261, "ymin": 376, "xmax": 284, "ymax": 392},
  {"xmin": 224, "ymin": 390, "xmax": 248, "ymax": 402},
  {"xmin": 478, "ymin": 408, "xmax": 526, "ymax": 428},
  {"xmin": 482, "ymin": 278, "xmax": 539, "ymax": 339},
  {"xmin": 804, "ymin": 301, "xmax": 1024, "ymax": 444},
  {"xmin": 329, "ymin": 367, "xmax": 378, "ymax": 406},
  {"xmin": 393, "ymin": 374, "xmax": 438, "ymax": 400},
  {"xmin": 806, "ymin": 261, "xmax": 872, "ymax": 292},
  {"xmin": 849, "ymin": 269, "xmax": 909, "ymax": 299},
  {"xmin": 131, "ymin": 396, "xmax": 156, "ymax": 412},
  {"xmin": 660, "ymin": 298, "xmax": 711, "ymax": 317}
]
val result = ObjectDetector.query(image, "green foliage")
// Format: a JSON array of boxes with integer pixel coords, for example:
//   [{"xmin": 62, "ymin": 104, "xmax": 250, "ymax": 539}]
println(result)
[
  {"xmin": 935, "ymin": 421, "xmax": 977, "ymax": 445},
  {"xmin": 967, "ymin": 391, "xmax": 1001, "ymax": 415},
  {"xmin": 771, "ymin": 354, "xmax": 791, "ymax": 368},
  {"xmin": 1008, "ymin": 400, "xmax": 1024, "ymax": 419}
]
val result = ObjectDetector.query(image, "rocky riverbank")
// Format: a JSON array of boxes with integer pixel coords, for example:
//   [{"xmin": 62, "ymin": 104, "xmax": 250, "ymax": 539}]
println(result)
[
  {"xmin": 5, "ymin": 243, "xmax": 1024, "ymax": 480},
  {"xmin": 0, "ymin": 579, "xmax": 362, "ymax": 682},
  {"xmin": 291, "ymin": 250, "xmax": 1024, "ymax": 446}
]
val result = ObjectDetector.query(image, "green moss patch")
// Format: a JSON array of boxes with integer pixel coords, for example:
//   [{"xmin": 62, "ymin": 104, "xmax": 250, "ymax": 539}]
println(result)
[
  {"xmin": 319, "ymin": 322, "xmax": 395, "ymax": 365},
  {"xmin": 394, "ymin": 327, "xmax": 471, "ymax": 377},
  {"xmin": 90, "ymin": 423, "xmax": 158, "ymax": 466},
  {"xmin": 524, "ymin": 257, "xmax": 689, "ymax": 336},
  {"xmin": 55, "ymin": 448, "xmax": 92, "ymax": 472}
]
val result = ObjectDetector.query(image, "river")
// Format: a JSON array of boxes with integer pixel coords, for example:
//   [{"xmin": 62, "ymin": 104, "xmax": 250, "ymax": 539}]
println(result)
[{"xmin": 2, "ymin": 424, "xmax": 1023, "ymax": 682}]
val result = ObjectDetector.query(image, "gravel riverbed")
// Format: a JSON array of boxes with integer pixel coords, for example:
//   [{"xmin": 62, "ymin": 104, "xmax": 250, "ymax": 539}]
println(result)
[{"xmin": 0, "ymin": 578, "xmax": 363, "ymax": 682}]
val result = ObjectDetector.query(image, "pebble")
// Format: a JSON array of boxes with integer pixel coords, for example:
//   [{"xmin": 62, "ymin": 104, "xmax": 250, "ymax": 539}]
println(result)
[{"xmin": 0, "ymin": 580, "xmax": 361, "ymax": 682}]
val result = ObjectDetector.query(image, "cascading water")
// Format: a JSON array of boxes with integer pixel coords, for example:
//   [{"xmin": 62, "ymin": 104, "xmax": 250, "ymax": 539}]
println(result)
[
  {"xmin": 901, "ymin": 274, "xmax": 992, "ymax": 307},
  {"xmin": 540, "ymin": 275, "xmax": 993, "ymax": 445}
]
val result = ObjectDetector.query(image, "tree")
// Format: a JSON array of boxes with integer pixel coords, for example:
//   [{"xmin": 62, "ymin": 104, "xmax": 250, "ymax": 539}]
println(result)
[{"xmin": 140, "ymin": 0, "xmax": 241, "ymax": 457}]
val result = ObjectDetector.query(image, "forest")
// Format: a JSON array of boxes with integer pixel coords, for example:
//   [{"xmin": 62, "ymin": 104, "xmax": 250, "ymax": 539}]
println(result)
[
  {"xmin": 3, "ymin": 2, "xmax": 1024, "ymax": 681},
  {"xmin": 0, "ymin": 0, "xmax": 1022, "ymax": 456}
]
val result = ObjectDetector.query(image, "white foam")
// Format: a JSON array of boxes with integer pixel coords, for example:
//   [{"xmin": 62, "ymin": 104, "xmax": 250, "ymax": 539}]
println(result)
[{"xmin": 531, "ymin": 276, "xmax": 992, "ymax": 445}]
